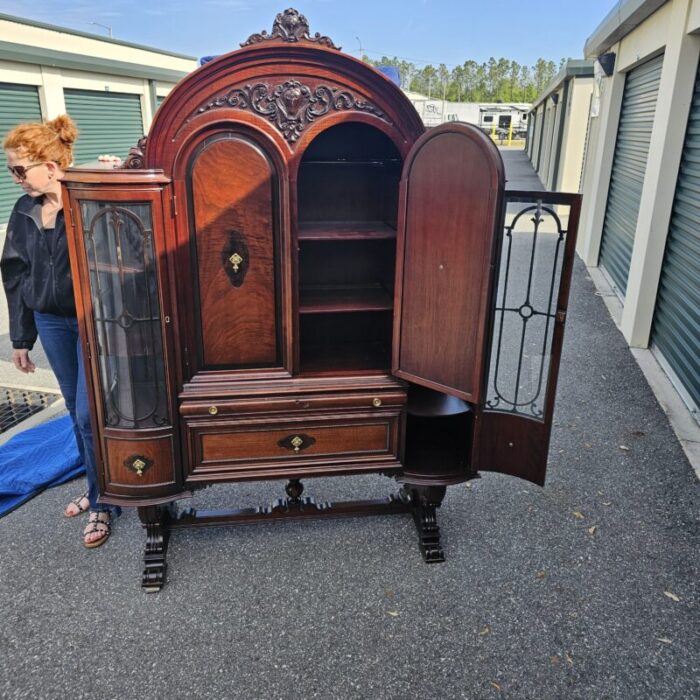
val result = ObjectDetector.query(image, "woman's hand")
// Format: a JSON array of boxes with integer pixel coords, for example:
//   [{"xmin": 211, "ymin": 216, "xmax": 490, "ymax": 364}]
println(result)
[{"xmin": 12, "ymin": 349, "xmax": 36, "ymax": 373}]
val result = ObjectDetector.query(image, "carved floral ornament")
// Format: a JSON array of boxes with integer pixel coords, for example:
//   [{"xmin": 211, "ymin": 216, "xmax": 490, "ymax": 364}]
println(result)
[
  {"xmin": 196, "ymin": 80, "xmax": 390, "ymax": 144},
  {"xmin": 241, "ymin": 8, "xmax": 340, "ymax": 49}
]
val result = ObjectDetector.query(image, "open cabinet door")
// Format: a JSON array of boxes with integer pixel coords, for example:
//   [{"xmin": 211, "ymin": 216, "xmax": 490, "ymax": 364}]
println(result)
[
  {"xmin": 392, "ymin": 123, "xmax": 505, "ymax": 402},
  {"xmin": 473, "ymin": 192, "xmax": 581, "ymax": 485}
]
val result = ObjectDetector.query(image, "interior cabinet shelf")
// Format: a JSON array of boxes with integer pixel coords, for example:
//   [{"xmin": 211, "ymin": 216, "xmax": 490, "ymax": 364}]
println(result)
[
  {"xmin": 301, "ymin": 159, "xmax": 401, "ymax": 167},
  {"xmin": 298, "ymin": 221, "xmax": 397, "ymax": 241},
  {"xmin": 300, "ymin": 341, "xmax": 390, "ymax": 373},
  {"xmin": 299, "ymin": 284, "xmax": 393, "ymax": 314}
]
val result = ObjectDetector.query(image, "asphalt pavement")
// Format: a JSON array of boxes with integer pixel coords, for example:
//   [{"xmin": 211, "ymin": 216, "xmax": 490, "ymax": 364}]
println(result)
[{"xmin": 0, "ymin": 148, "xmax": 697, "ymax": 700}]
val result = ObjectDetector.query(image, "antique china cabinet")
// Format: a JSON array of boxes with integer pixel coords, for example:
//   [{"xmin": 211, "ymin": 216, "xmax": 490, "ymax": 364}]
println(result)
[{"xmin": 61, "ymin": 9, "xmax": 581, "ymax": 590}]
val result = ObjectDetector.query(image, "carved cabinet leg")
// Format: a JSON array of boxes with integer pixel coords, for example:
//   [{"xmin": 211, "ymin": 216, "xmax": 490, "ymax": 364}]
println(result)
[
  {"xmin": 401, "ymin": 484, "xmax": 447, "ymax": 563},
  {"xmin": 138, "ymin": 505, "xmax": 173, "ymax": 592}
]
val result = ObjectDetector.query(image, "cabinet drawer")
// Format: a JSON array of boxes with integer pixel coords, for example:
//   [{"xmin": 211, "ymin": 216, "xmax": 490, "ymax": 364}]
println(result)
[
  {"xmin": 102, "ymin": 433, "xmax": 181, "ymax": 498},
  {"xmin": 180, "ymin": 391, "xmax": 406, "ymax": 418},
  {"xmin": 185, "ymin": 411, "xmax": 403, "ymax": 478}
]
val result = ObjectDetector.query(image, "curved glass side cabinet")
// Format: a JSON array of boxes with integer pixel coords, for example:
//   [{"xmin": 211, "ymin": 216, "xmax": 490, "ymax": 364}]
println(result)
[{"xmin": 61, "ymin": 170, "xmax": 181, "ymax": 503}]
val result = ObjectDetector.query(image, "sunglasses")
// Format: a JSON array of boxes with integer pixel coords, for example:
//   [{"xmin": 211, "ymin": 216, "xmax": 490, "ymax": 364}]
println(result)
[{"xmin": 6, "ymin": 162, "xmax": 46, "ymax": 181}]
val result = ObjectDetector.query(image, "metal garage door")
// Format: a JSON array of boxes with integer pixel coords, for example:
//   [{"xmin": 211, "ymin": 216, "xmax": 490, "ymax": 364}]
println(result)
[
  {"xmin": 64, "ymin": 89, "xmax": 143, "ymax": 165},
  {"xmin": 650, "ymin": 60, "xmax": 700, "ymax": 415},
  {"xmin": 599, "ymin": 54, "xmax": 663, "ymax": 296},
  {"xmin": 0, "ymin": 83, "xmax": 42, "ymax": 224}
]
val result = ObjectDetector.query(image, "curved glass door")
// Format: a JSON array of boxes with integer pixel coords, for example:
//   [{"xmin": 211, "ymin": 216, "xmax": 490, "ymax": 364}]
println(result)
[{"xmin": 80, "ymin": 200, "xmax": 169, "ymax": 429}]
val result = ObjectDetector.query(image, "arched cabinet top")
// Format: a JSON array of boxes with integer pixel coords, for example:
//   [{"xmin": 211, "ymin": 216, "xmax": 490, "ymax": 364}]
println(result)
[
  {"xmin": 145, "ymin": 42, "xmax": 425, "ymax": 174},
  {"xmin": 401, "ymin": 122, "xmax": 505, "ymax": 190}
]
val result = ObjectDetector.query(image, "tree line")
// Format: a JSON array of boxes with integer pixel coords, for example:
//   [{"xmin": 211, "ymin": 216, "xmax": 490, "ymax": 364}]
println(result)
[{"xmin": 362, "ymin": 56, "xmax": 566, "ymax": 103}]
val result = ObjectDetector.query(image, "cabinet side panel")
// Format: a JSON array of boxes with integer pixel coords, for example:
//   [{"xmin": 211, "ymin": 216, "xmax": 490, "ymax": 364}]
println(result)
[{"xmin": 191, "ymin": 137, "xmax": 279, "ymax": 368}]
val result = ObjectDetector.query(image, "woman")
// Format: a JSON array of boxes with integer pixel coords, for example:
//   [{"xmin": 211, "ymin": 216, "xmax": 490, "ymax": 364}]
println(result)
[{"xmin": 2, "ymin": 114, "xmax": 118, "ymax": 547}]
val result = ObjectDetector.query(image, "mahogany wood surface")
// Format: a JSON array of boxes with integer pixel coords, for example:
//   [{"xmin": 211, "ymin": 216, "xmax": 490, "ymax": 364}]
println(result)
[
  {"xmin": 200, "ymin": 420, "xmax": 392, "ymax": 464},
  {"xmin": 191, "ymin": 136, "xmax": 279, "ymax": 368},
  {"xmin": 297, "ymin": 221, "xmax": 396, "ymax": 240},
  {"xmin": 179, "ymin": 390, "xmax": 406, "ymax": 417},
  {"xmin": 61, "ymin": 181, "xmax": 183, "ymax": 501},
  {"xmin": 61, "ymin": 17, "xmax": 577, "ymax": 549},
  {"xmin": 474, "ymin": 411, "xmax": 549, "ymax": 486},
  {"xmin": 185, "ymin": 410, "xmax": 403, "ymax": 479},
  {"xmin": 393, "ymin": 123, "xmax": 505, "ymax": 403},
  {"xmin": 103, "ymin": 433, "xmax": 179, "ymax": 494},
  {"xmin": 145, "ymin": 45, "xmax": 425, "ymax": 175},
  {"xmin": 56, "ymin": 12, "xmax": 586, "ymax": 588},
  {"xmin": 473, "ymin": 191, "xmax": 581, "ymax": 485},
  {"xmin": 299, "ymin": 284, "xmax": 393, "ymax": 313}
]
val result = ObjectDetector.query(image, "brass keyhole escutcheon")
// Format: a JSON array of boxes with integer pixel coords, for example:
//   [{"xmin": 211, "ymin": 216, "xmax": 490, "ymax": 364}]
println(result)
[
  {"xmin": 208, "ymin": 406, "xmax": 218, "ymax": 415},
  {"xmin": 124, "ymin": 454, "xmax": 153, "ymax": 478},
  {"xmin": 229, "ymin": 253, "xmax": 243, "ymax": 272},
  {"xmin": 278, "ymin": 433, "xmax": 316, "ymax": 453},
  {"xmin": 372, "ymin": 398, "xmax": 382, "ymax": 407}
]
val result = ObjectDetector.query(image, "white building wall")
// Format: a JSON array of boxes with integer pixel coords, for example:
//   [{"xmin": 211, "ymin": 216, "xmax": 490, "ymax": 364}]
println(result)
[
  {"xmin": 578, "ymin": 0, "xmax": 700, "ymax": 349},
  {"xmin": 559, "ymin": 78, "xmax": 594, "ymax": 192},
  {"xmin": 0, "ymin": 16, "xmax": 196, "ymax": 134}
]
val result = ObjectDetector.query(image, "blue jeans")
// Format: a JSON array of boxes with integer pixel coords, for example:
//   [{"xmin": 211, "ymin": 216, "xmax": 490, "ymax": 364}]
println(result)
[{"xmin": 34, "ymin": 312, "xmax": 117, "ymax": 514}]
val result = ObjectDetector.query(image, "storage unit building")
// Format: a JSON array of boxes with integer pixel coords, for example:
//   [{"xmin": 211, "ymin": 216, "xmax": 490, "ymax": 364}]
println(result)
[
  {"xmin": 578, "ymin": 0, "xmax": 700, "ymax": 424},
  {"xmin": 0, "ymin": 12, "xmax": 196, "ymax": 226}
]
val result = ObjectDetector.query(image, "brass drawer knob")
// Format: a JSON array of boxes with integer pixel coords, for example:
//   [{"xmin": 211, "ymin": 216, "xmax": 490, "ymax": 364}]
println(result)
[
  {"xmin": 372, "ymin": 398, "xmax": 382, "ymax": 407},
  {"xmin": 124, "ymin": 454, "xmax": 153, "ymax": 477},
  {"xmin": 278, "ymin": 433, "xmax": 316, "ymax": 453},
  {"xmin": 291, "ymin": 436, "xmax": 304, "ymax": 452},
  {"xmin": 229, "ymin": 252, "xmax": 243, "ymax": 272},
  {"xmin": 208, "ymin": 406, "xmax": 218, "ymax": 415}
]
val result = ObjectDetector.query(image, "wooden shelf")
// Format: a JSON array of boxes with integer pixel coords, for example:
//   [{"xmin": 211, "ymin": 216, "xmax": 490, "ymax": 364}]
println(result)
[
  {"xmin": 300, "ymin": 284, "xmax": 393, "ymax": 314},
  {"xmin": 301, "ymin": 159, "xmax": 401, "ymax": 167},
  {"xmin": 298, "ymin": 221, "xmax": 397, "ymax": 241},
  {"xmin": 300, "ymin": 341, "xmax": 390, "ymax": 373}
]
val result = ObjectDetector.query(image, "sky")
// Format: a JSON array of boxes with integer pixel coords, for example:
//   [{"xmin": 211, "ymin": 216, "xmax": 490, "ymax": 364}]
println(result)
[{"xmin": 2, "ymin": 0, "xmax": 617, "ymax": 67}]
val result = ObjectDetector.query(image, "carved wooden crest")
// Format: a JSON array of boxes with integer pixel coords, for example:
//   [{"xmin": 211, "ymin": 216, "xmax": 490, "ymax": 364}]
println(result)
[
  {"xmin": 196, "ymin": 80, "xmax": 389, "ymax": 143},
  {"xmin": 124, "ymin": 136, "xmax": 148, "ymax": 169},
  {"xmin": 242, "ymin": 8, "xmax": 340, "ymax": 50}
]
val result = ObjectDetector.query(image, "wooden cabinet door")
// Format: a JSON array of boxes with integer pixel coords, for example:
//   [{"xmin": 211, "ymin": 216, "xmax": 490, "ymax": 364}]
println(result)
[
  {"xmin": 186, "ymin": 132, "xmax": 284, "ymax": 374},
  {"xmin": 392, "ymin": 123, "xmax": 505, "ymax": 402},
  {"xmin": 473, "ymin": 193, "xmax": 581, "ymax": 485}
]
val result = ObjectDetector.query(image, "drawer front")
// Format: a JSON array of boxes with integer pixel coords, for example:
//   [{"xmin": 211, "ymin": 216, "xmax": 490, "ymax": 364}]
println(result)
[
  {"xmin": 180, "ymin": 391, "xmax": 406, "ymax": 418},
  {"xmin": 185, "ymin": 411, "xmax": 402, "ymax": 477},
  {"xmin": 102, "ymin": 433, "xmax": 180, "ymax": 497}
]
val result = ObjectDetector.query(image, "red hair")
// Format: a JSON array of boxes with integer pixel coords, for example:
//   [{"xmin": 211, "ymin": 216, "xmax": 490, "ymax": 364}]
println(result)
[{"xmin": 3, "ymin": 114, "xmax": 78, "ymax": 169}]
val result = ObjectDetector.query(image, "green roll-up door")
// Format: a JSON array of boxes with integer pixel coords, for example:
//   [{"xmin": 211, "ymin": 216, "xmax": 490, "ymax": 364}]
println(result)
[
  {"xmin": 0, "ymin": 83, "xmax": 42, "ymax": 224},
  {"xmin": 526, "ymin": 113, "xmax": 535, "ymax": 158},
  {"xmin": 64, "ymin": 89, "xmax": 143, "ymax": 165},
  {"xmin": 650, "ymin": 60, "xmax": 700, "ymax": 414},
  {"xmin": 599, "ymin": 54, "xmax": 663, "ymax": 296}
]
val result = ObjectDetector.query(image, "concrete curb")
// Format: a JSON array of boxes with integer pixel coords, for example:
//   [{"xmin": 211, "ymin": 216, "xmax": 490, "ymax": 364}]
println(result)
[{"xmin": 588, "ymin": 266, "xmax": 700, "ymax": 479}]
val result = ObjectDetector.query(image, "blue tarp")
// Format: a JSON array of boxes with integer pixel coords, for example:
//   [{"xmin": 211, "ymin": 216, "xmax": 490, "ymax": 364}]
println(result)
[
  {"xmin": 0, "ymin": 416, "xmax": 85, "ymax": 518},
  {"xmin": 376, "ymin": 66, "xmax": 401, "ymax": 87}
]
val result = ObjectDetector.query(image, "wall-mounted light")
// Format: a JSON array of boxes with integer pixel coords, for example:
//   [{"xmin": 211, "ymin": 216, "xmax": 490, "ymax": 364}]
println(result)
[{"xmin": 596, "ymin": 52, "xmax": 616, "ymax": 77}]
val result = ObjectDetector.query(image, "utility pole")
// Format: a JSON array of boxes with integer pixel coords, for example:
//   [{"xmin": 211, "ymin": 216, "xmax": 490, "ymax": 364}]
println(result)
[
  {"xmin": 442, "ymin": 79, "xmax": 447, "ymax": 124},
  {"xmin": 355, "ymin": 36, "xmax": 363, "ymax": 59},
  {"xmin": 89, "ymin": 21, "xmax": 112, "ymax": 38}
]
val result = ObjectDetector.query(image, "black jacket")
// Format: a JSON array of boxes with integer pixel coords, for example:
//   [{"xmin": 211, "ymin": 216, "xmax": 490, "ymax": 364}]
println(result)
[{"xmin": 1, "ymin": 194, "xmax": 76, "ymax": 350}]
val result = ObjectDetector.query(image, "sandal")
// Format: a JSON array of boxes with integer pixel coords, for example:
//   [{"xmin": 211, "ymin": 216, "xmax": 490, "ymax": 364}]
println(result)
[
  {"xmin": 83, "ymin": 511, "xmax": 112, "ymax": 549},
  {"xmin": 64, "ymin": 492, "xmax": 89, "ymax": 518}
]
